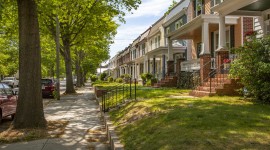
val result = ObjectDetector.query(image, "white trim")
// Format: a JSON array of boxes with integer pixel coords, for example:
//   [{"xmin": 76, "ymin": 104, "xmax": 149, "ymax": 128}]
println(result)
[{"xmin": 211, "ymin": 0, "xmax": 257, "ymax": 16}]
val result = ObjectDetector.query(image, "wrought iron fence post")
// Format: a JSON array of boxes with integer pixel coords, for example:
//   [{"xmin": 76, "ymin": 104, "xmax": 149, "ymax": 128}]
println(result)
[
  {"xmin": 135, "ymin": 78, "xmax": 137, "ymax": 101},
  {"xmin": 122, "ymin": 84, "xmax": 124, "ymax": 103},
  {"xmin": 210, "ymin": 76, "xmax": 212, "ymax": 93},
  {"xmin": 129, "ymin": 78, "xmax": 132, "ymax": 98},
  {"xmin": 116, "ymin": 86, "xmax": 118, "ymax": 106}
]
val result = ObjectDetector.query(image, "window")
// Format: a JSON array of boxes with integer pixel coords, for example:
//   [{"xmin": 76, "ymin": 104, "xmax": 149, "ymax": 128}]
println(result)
[
  {"xmin": 193, "ymin": 0, "xmax": 205, "ymax": 18},
  {"xmin": 226, "ymin": 30, "xmax": 230, "ymax": 48},
  {"xmin": 166, "ymin": 27, "xmax": 170, "ymax": 34},
  {"xmin": 175, "ymin": 22, "xmax": 180, "ymax": 30},
  {"xmin": 142, "ymin": 43, "xmax": 145, "ymax": 55}
]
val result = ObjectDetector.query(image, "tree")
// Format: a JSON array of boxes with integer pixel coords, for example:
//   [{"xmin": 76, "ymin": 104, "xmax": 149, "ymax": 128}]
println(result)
[
  {"xmin": 230, "ymin": 36, "xmax": 270, "ymax": 102},
  {"xmin": 0, "ymin": 1, "xmax": 19, "ymax": 77},
  {"xmin": 39, "ymin": 0, "xmax": 141, "ymax": 93},
  {"xmin": 166, "ymin": 0, "xmax": 178, "ymax": 15},
  {"xmin": 14, "ymin": 0, "xmax": 46, "ymax": 128}
]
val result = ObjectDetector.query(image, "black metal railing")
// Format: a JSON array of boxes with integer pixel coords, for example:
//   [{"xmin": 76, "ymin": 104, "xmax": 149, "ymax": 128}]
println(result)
[
  {"xmin": 101, "ymin": 78, "xmax": 137, "ymax": 113},
  {"xmin": 208, "ymin": 62, "xmax": 230, "ymax": 93}
]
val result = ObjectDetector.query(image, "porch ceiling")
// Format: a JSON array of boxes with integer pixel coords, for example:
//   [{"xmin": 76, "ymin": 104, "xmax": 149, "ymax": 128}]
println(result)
[
  {"xmin": 169, "ymin": 15, "xmax": 237, "ymax": 40},
  {"xmin": 211, "ymin": 0, "xmax": 270, "ymax": 16},
  {"xmin": 239, "ymin": 0, "xmax": 270, "ymax": 11}
]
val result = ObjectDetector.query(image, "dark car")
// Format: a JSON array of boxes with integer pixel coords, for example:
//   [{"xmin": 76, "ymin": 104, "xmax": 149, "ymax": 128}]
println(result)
[
  {"xmin": 0, "ymin": 83, "xmax": 17, "ymax": 123},
  {"xmin": 42, "ymin": 78, "xmax": 55, "ymax": 98}
]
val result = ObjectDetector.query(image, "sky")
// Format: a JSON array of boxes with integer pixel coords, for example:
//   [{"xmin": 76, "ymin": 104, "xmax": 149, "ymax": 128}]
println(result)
[{"xmin": 108, "ymin": 0, "xmax": 179, "ymax": 59}]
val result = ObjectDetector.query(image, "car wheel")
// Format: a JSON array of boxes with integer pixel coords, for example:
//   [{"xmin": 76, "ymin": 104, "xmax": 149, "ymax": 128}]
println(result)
[{"xmin": 11, "ymin": 114, "xmax": 15, "ymax": 120}]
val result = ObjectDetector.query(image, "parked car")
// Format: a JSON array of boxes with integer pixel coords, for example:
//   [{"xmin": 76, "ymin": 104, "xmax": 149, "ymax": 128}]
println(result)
[
  {"xmin": 1, "ymin": 77, "xmax": 19, "ymax": 88},
  {"xmin": 42, "ymin": 78, "xmax": 55, "ymax": 98},
  {"xmin": 0, "ymin": 82, "xmax": 17, "ymax": 123}
]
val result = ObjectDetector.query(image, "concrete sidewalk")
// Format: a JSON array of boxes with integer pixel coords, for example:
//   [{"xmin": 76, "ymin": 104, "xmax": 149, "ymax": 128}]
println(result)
[{"xmin": 0, "ymin": 85, "xmax": 109, "ymax": 150}]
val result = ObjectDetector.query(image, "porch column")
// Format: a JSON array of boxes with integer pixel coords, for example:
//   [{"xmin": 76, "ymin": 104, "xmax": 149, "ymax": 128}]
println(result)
[
  {"xmin": 144, "ymin": 56, "xmax": 148, "ymax": 73},
  {"xmin": 167, "ymin": 38, "xmax": 174, "ymax": 75},
  {"xmin": 162, "ymin": 54, "xmax": 166, "ymax": 79},
  {"xmin": 218, "ymin": 15, "xmax": 226, "ymax": 50},
  {"xmin": 200, "ymin": 22, "xmax": 210, "ymax": 55},
  {"xmin": 216, "ymin": 15, "xmax": 229, "ymax": 71},
  {"xmin": 119, "ymin": 67, "xmax": 122, "ymax": 76},
  {"xmin": 200, "ymin": 21, "xmax": 211, "ymax": 82}
]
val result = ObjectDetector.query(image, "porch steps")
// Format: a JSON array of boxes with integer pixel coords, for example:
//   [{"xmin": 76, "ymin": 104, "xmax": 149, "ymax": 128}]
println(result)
[
  {"xmin": 153, "ymin": 76, "xmax": 178, "ymax": 88},
  {"xmin": 189, "ymin": 74, "xmax": 243, "ymax": 97}
]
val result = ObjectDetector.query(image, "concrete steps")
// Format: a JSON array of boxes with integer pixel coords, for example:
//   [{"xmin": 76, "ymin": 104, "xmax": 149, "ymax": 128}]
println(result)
[
  {"xmin": 153, "ymin": 76, "xmax": 178, "ymax": 88},
  {"xmin": 190, "ymin": 74, "xmax": 243, "ymax": 97}
]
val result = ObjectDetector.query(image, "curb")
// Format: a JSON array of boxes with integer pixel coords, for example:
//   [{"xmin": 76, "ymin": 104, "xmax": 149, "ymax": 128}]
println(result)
[{"xmin": 95, "ymin": 95, "xmax": 124, "ymax": 150}]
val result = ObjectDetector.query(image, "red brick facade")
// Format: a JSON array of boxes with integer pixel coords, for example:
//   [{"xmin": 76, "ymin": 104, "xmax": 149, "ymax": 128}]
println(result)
[{"xmin": 200, "ymin": 54, "xmax": 211, "ymax": 82}]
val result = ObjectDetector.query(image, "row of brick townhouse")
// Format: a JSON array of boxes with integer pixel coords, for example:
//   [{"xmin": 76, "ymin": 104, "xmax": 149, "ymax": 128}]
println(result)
[{"xmin": 107, "ymin": 0, "xmax": 270, "ymax": 96}]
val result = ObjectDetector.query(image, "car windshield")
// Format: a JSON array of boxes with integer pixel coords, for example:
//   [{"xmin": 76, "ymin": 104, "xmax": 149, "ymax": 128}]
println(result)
[
  {"xmin": 41, "ymin": 79, "xmax": 53, "ymax": 84},
  {"xmin": 0, "ymin": 83, "xmax": 12, "ymax": 95},
  {"xmin": 3, "ymin": 77, "xmax": 15, "ymax": 80}
]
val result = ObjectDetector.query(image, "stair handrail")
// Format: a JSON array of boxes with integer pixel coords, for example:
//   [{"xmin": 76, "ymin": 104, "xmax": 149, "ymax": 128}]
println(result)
[
  {"xmin": 208, "ymin": 62, "xmax": 231, "ymax": 93},
  {"xmin": 191, "ymin": 59, "xmax": 213, "ymax": 90}
]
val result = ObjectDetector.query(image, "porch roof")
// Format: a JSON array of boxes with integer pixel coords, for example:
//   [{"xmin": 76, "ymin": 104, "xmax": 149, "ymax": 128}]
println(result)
[
  {"xmin": 212, "ymin": 0, "xmax": 270, "ymax": 16},
  {"xmin": 146, "ymin": 46, "xmax": 186, "ymax": 58},
  {"xmin": 168, "ymin": 14, "xmax": 238, "ymax": 40}
]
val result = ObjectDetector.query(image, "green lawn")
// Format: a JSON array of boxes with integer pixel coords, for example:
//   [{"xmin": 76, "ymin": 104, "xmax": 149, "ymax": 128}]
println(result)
[{"xmin": 109, "ymin": 87, "xmax": 270, "ymax": 150}]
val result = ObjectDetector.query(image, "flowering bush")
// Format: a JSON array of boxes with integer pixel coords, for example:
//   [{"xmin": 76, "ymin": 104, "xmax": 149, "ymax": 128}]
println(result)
[
  {"xmin": 223, "ymin": 58, "xmax": 231, "ymax": 63},
  {"xmin": 245, "ymin": 31, "xmax": 257, "ymax": 37}
]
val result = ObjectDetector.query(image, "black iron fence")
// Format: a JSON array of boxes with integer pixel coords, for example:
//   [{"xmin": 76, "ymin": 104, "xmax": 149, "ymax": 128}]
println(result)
[{"xmin": 101, "ymin": 78, "xmax": 137, "ymax": 113}]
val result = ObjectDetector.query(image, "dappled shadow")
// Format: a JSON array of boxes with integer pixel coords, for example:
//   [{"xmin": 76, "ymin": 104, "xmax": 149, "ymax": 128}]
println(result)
[{"xmin": 1, "ymin": 87, "xmax": 109, "ymax": 149}]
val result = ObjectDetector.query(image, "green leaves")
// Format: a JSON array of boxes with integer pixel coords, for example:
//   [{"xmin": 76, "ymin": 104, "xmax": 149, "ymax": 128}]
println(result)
[{"xmin": 230, "ymin": 36, "xmax": 270, "ymax": 102}]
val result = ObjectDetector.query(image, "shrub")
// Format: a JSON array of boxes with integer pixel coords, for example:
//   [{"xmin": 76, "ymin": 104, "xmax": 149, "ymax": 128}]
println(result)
[
  {"xmin": 90, "ymin": 74, "xmax": 98, "ymax": 82},
  {"xmin": 230, "ymin": 35, "xmax": 270, "ymax": 102},
  {"xmin": 100, "ymin": 72, "xmax": 107, "ymax": 81},
  {"xmin": 145, "ymin": 73, "xmax": 153, "ymax": 80},
  {"xmin": 115, "ymin": 78, "xmax": 123, "ymax": 83},
  {"xmin": 120, "ymin": 74, "xmax": 125, "ymax": 78},
  {"xmin": 107, "ymin": 76, "xmax": 114, "ymax": 82},
  {"xmin": 124, "ymin": 74, "xmax": 131, "ymax": 78}
]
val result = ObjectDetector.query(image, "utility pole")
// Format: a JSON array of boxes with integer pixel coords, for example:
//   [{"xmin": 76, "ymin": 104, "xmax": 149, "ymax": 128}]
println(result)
[{"xmin": 55, "ymin": 16, "xmax": 60, "ymax": 100}]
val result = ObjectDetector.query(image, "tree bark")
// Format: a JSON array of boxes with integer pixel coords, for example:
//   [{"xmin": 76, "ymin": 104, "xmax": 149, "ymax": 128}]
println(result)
[
  {"xmin": 14, "ymin": 0, "xmax": 46, "ymax": 128},
  {"xmin": 63, "ymin": 38, "xmax": 75, "ymax": 94}
]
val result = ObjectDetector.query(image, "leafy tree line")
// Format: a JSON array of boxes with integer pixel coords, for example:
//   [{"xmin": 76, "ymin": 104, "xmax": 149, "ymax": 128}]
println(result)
[{"xmin": 0, "ymin": 0, "xmax": 141, "ymax": 129}]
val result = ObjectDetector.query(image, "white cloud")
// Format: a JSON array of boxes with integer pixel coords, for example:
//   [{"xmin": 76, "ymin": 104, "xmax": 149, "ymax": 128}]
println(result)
[
  {"xmin": 109, "ymin": 25, "xmax": 150, "ymax": 57},
  {"xmin": 109, "ymin": 0, "xmax": 181, "ymax": 59},
  {"xmin": 125, "ymin": 0, "xmax": 172, "ymax": 19}
]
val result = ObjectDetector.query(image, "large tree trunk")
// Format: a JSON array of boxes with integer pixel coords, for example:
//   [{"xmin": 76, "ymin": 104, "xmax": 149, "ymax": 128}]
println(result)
[
  {"xmin": 75, "ymin": 50, "xmax": 84, "ymax": 87},
  {"xmin": 63, "ymin": 39, "xmax": 75, "ymax": 94},
  {"xmin": 14, "ymin": 0, "xmax": 46, "ymax": 129}
]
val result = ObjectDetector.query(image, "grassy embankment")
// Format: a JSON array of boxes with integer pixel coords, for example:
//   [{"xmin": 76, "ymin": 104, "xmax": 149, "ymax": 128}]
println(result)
[{"xmin": 104, "ymin": 86, "xmax": 270, "ymax": 149}]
